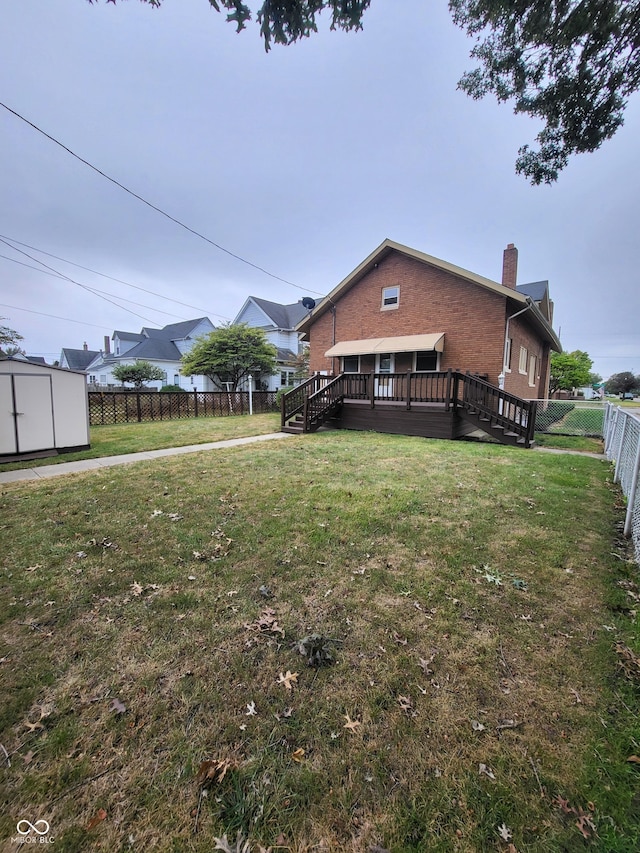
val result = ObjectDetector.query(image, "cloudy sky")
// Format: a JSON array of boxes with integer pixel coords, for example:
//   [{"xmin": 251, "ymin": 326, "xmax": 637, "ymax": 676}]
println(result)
[{"xmin": 2, "ymin": 0, "xmax": 638, "ymax": 381}]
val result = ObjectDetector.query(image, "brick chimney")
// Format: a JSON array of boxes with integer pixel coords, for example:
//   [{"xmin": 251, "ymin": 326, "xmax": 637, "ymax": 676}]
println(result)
[
  {"xmin": 502, "ymin": 243, "xmax": 518, "ymax": 290},
  {"xmin": 104, "ymin": 335, "xmax": 110, "ymax": 354}
]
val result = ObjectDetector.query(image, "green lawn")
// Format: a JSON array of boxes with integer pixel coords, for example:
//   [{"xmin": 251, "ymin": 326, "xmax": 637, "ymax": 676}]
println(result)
[
  {"xmin": 0, "ymin": 413, "xmax": 281, "ymax": 472},
  {"xmin": 0, "ymin": 432, "xmax": 637, "ymax": 852}
]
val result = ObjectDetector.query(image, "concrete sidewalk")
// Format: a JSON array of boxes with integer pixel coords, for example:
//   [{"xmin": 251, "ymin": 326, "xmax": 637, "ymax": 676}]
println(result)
[{"xmin": 0, "ymin": 432, "xmax": 295, "ymax": 484}]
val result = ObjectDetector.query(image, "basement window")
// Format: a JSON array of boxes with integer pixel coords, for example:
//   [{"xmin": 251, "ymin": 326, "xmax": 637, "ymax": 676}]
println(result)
[{"xmin": 381, "ymin": 286, "xmax": 399, "ymax": 310}]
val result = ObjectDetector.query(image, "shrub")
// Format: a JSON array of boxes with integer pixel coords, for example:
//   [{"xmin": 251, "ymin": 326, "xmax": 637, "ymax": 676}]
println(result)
[{"xmin": 160, "ymin": 385, "xmax": 188, "ymax": 393}]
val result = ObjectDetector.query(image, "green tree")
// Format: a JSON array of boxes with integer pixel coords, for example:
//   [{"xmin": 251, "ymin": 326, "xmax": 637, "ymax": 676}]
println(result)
[
  {"xmin": 549, "ymin": 350, "xmax": 593, "ymax": 394},
  {"xmin": 89, "ymin": 1, "xmax": 640, "ymax": 182},
  {"xmin": 605, "ymin": 371, "xmax": 640, "ymax": 396},
  {"xmin": 180, "ymin": 323, "xmax": 277, "ymax": 390},
  {"xmin": 0, "ymin": 318, "xmax": 24, "ymax": 355},
  {"xmin": 112, "ymin": 359, "xmax": 166, "ymax": 388}
]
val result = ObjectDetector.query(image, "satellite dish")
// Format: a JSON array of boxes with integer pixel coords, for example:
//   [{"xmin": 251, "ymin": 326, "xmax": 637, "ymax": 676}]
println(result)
[{"xmin": 301, "ymin": 297, "xmax": 316, "ymax": 310}]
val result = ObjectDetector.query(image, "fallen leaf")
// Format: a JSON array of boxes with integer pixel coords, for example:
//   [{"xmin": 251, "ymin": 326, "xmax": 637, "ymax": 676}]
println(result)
[
  {"xmin": 196, "ymin": 757, "xmax": 237, "ymax": 786},
  {"xmin": 575, "ymin": 813, "xmax": 596, "ymax": 839},
  {"xmin": 110, "ymin": 698, "xmax": 126, "ymax": 715},
  {"xmin": 497, "ymin": 822, "xmax": 512, "ymax": 841},
  {"xmin": 471, "ymin": 720, "xmax": 486, "ymax": 732},
  {"xmin": 277, "ymin": 670, "xmax": 298, "ymax": 691},
  {"xmin": 292, "ymin": 747, "xmax": 305, "ymax": 762},
  {"xmin": 22, "ymin": 750, "xmax": 34, "ymax": 765},
  {"xmin": 131, "ymin": 582, "xmax": 143, "ymax": 596},
  {"xmin": 343, "ymin": 713, "xmax": 361, "ymax": 733},
  {"xmin": 246, "ymin": 701, "xmax": 257, "ymax": 716},
  {"xmin": 479, "ymin": 763, "xmax": 496, "ymax": 780},
  {"xmin": 627, "ymin": 755, "xmax": 640, "ymax": 763},
  {"xmin": 213, "ymin": 831, "xmax": 251, "ymax": 853},
  {"xmin": 86, "ymin": 808, "xmax": 107, "ymax": 831}
]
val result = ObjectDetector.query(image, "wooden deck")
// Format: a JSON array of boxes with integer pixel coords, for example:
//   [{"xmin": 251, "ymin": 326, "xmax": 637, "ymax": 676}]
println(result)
[{"xmin": 281, "ymin": 371, "xmax": 537, "ymax": 448}]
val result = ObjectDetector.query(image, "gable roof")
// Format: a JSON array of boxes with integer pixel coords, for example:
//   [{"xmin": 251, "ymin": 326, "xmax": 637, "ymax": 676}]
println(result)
[
  {"xmin": 140, "ymin": 317, "xmax": 210, "ymax": 341},
  {"xmin": 297, "ymin": 238, "xmax": 561, "ymax": 351},
  {"xmin": 517, "ymin": 281, "xmax": 549, "ymax": 302},
  {"xmin": 247, "ymin": 297, "xmax": 310, "ymax": 330},
  {"xmin": 61, "ymin": 348, "xmax": 102, "ymax": 371}
]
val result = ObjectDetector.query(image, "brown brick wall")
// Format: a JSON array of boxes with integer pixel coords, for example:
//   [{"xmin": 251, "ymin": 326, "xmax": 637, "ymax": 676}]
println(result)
[
  {"xmin": 504, "ymin": 315, "xmax": 548, "ymax": 399},
  {"xmin": 309, "ymin": 251, "xmax": 507, "ymax": 383}
]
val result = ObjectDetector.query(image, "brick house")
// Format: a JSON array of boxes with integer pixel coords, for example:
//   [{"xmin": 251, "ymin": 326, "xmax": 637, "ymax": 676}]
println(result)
[
  {"xmin": 297, "ymin": 239, "xmax": 560, "ymax": 399},
  {"xmin": 282, "ymin": 240, "xmax": 561, "ymax": 447}
]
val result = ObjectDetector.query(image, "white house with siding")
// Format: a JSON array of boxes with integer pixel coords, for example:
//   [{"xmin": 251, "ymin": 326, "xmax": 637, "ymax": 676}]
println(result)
[
  {"xmin": 82, "ymin": 318, "xmax": 216, "ymax": 390},
  {"xmin": 232, "ymin": 297, "xmax": 314, "ymax": 391}
]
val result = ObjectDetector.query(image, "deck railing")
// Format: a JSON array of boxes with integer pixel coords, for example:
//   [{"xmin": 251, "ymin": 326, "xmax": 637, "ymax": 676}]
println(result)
[{"xmin": 281, "ymin": 370, "xmax": 536, "ymax": 444}]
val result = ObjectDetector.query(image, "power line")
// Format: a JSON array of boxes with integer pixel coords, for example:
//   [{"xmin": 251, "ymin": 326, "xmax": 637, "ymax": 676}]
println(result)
[
  {"xmin": 0, "ymin": 234, "xmax": 232, "ymax": 321},
  {"xmin": 0, "ymin": 237, "xmax": 158, "ymax": 324},
  {"xmin": 1, "ymin": 101, "xmax": 323, "ymax": 296},
  {"xmin": 0, "ymin": 302, "xmax": 112, "ymax": 330}
]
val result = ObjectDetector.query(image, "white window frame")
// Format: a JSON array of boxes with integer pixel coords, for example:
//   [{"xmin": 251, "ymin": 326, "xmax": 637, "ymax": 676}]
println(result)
[
  {"xmin": 518, "ymin": 346, "xmax": 528, "ymax": 375},
  {"xmin": 381, "ymin": 286, "xmax": 399, "ymax": 310},
  {"xmin": 342, "ymin": 355, "xmax": 360, "ymax": 373},
  {"xmin": 528, "ymin": 354, "xmax": 537, "ymax": 387},
  {"xmin": 503, "ymin": 337, "xmax": 512, "ymax": 373}
]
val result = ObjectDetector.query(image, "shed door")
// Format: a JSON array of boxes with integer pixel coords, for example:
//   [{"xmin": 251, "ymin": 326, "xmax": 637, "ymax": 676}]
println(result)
[
  {"xmin": 0, "ymin": 375, "xmax": 17, "ymax": 454},
  {"xmin": 13, "ymin": 375, "xmax": 55, "ymax": 453}
]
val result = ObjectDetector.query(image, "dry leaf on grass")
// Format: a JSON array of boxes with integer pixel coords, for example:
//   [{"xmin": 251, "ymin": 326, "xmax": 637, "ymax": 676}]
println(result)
[
  {"xmin": 86, "ymin": 808, "xmax": 107, "ymax": 831},
  {"xmin": 292, "ymin": 747, "xmax": 305, "ymax": 762},
  {"xmin": 497, "ymin": 822, "xmax": 512, "ymax": 841},
  {"xmin": 479, "ymin": 763, "xmax": 496, "ymax": 780},
  {"xmin": 343, "ymin": 713, "xmax": 361, "ymax": 733},
  {"xmin": 277, "ymin": 670, "xmax": 298, "ymax": 690},
  {"xmin": 110, "ymin": 698, "xmax": 126, "ymax": 715},
  {"xmin": 196, "ymin": 757, "xmax": 238, "ymax": 787},
  {"xmin": 214, "ymin": 831, "xmax": 251, "ymax": 853}
]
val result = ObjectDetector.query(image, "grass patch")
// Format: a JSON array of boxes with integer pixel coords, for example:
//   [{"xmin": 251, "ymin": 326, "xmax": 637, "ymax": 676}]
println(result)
[
  {"xmin": 0, "ymin": 432, "xmax": 637, "ymax": 852},
  {"xmin": 535, "ymin": 433, "xmax": 604, "ymax": 453},
  {"xmin": 0, "ymin": 413, "xmax": 281, "ymax": 472}
]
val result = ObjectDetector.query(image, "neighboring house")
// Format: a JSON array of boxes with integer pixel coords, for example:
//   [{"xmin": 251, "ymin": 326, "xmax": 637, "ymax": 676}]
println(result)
[
  {"xmin": 232, "ymin": 297, "xmax": 314, "ymax": 390},
  {"xmin": 60, "ymin": 344, "xmax": 101, "ymax": 372},
  {"xmin": 284, "ymin": 239, "xmax": 562, "ymax": 447},
  {"xmin": 83, "ymin": 318, "xmax": 216, "ymax": 390}
]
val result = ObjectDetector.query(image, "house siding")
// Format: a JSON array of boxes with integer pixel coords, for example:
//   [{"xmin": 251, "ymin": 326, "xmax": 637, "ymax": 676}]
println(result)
[{"xmin": 309, "ymin": 251, "xmax": 506, "ymax": 384}]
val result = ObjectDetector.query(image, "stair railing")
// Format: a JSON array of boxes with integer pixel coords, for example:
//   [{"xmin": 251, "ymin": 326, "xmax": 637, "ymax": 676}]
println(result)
[
  {"xmin": 460, "ymin": 373, "xmax": 537, "ymax": 445},
  {"xmin": 281, "ymin": 374, "xmax": 332, "ymax": 429},
  {"xmin": 303, "ymin": 374, "xmax": 346, "ymax": 431}
]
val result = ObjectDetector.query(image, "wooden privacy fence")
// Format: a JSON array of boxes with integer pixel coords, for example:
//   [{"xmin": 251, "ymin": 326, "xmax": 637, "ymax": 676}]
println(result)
[{"xmin": 88, "ymin": 390, "xmax": 278, "ymax": 425}]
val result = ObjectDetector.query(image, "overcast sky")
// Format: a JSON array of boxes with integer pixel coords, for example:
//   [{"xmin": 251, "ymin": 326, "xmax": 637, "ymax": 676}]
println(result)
[{"xmin": 2, "ymin": 0, "xmax": 638, "ymax": 381}]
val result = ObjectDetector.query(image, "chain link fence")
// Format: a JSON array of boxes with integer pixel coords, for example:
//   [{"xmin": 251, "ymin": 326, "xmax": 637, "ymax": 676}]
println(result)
[
  {"xmin": 533, "ymin": 399, "xmax": 605, "ymax": 436},
  {"xmin": 604, "ymin": 403, "xmax": 640, "ymax": 564}
]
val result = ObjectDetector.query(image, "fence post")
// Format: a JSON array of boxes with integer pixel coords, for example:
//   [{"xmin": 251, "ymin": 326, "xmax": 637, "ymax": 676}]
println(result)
[
  {"xmin": 194, "ymin": 389, "xmax": 198, "ymax": 418},
  {"xmin": 624, "ymin": 434, "xmax": 640, "ymax": 538},
  {"xmin": 614, "ymin": 412, "xmax": 629, "ymax": 484},
  {"xmin": 370, "ymin": 371, "xmax": 376, "ymax": 409}
]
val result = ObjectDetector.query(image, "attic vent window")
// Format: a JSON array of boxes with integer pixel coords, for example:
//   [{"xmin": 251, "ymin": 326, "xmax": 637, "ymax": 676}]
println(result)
[{"xmin": 381, "ymin": 286, "xmax": 399, "ymax": 310}]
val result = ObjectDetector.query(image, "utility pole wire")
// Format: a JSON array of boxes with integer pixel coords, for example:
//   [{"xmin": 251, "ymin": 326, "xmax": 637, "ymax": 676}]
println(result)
[{"xmin": 1, "ymin": 101, "xmax": 323, "ymax": 295}]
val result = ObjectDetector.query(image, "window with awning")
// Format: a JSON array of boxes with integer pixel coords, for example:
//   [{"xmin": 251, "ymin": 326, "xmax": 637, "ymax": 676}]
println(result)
[{"xmin": 325, "ymin": 333, "xmax": 444, "ymax": 358}]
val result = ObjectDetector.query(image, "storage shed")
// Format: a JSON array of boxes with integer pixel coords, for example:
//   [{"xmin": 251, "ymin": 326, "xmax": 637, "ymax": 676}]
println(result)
[{"xmin": 0, "ymin": 357, "xmax": 90, "ymax": 461}]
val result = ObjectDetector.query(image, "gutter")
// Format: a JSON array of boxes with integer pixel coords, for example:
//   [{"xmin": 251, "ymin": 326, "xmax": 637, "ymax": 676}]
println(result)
[{"xmin": 504, "ymin": 300, "xmax": 532, "ymax": 369}]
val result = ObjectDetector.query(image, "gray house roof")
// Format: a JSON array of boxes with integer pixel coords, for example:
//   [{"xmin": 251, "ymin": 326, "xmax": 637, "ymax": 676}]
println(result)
[
  {"xmin": 61, "ymin": 348, "xmax": 101, "ymax": 370},
  {"xmin": 250, "ymin": 298, "xmax": 310, "ymax": 330},
  {"xmin": 517, "ymin": 281, "xmax": 549, "ymax": 301}
]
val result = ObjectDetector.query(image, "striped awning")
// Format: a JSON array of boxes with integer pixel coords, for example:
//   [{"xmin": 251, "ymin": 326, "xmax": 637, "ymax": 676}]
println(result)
[{"xmin": 325, "ymin": 333, "xmax": 445, "ymax": 358}]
